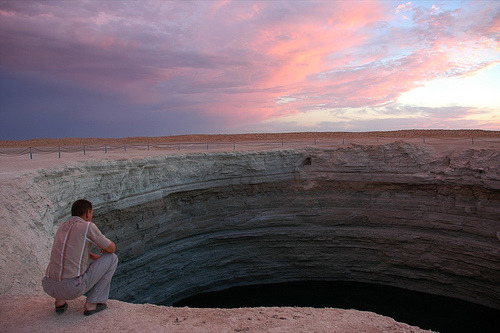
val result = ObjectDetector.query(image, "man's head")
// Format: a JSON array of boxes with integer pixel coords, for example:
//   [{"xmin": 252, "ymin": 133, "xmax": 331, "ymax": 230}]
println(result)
[{"xmin": 71, "ymin": 199, "xmax": 93, "ymax": 221}]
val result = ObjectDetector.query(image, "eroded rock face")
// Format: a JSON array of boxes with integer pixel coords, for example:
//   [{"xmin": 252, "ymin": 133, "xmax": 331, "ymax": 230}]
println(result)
[{"xmin": 1, "ymin": 142, "xmax": 499, "ymax": 310}]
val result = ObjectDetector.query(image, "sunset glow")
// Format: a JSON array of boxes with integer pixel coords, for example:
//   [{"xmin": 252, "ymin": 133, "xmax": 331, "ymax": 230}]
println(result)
[{"xmin": 0, "ymin": 0, "xmax": 498, "ymax": 139}]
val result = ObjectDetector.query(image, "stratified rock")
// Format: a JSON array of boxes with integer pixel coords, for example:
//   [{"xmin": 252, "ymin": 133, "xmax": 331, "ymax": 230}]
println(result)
[{"xmin": 0, "ymin": 142, "xmax": 499, "ymax": 312}]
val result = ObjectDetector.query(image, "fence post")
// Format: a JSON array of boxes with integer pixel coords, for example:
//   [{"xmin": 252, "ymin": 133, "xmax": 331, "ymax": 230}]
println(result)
[
  {"xmin": 83, "ymin": 145, "xmax": 86, "ymax": 155},
  {"xmin": 314, "ymin": 138, "xmax": 317, "ymax": 145},
  {"xmin": 233, "ymin": 142, "xmax": 236, "ymax": 150},
  {"xmin": 423, "ymin": 136, "xmax": 426, "ymax": 143},
  {"xmin": 29, "ymin": 147, "xmax": 33, "ymax": 159},
  {"xmin": 105, "ymin": 144, "xmax": 107, "ymax": 154},
  {"xmin": 178, "ymin": 143, "xmax": 181, "ymax": 151},
  {"xmin": 124, "ymin": 144, "xmax": 126, "ymax": 152},
  {"xmin": 147, "ymin": 143, "xmax": 150, "ymax": 150},
  {"xmin": 58, "ymin": 146, "xmax": 61, "ymax": 158}
]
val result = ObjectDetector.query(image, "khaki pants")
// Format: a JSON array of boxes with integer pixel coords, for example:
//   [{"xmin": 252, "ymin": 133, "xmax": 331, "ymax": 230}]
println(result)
[{"xmin": 42, "ymin": 253, "xmax": 118, "ymax": 304}]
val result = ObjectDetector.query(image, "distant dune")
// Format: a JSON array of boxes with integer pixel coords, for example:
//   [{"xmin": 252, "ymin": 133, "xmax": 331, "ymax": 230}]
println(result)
[{"xmin": 1, "ymin": 129, "xmax": 499, "ymax": 147}]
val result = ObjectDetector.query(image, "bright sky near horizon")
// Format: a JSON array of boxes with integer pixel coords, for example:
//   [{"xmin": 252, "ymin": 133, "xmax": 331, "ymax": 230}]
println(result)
[{"xmin": 0, "ymin": 0, "xmax": 499, "ymax": 140}]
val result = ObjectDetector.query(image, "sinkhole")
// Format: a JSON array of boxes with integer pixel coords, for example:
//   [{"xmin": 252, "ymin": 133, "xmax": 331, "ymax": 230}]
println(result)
[{"xmin": 82, "ymin": 148, "xmax": 498, "ymax": 332}]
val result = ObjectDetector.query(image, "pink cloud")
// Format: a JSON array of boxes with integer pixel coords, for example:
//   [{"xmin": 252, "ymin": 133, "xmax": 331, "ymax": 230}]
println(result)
[
  {"xmin": 0, "ymin": 0, "xmax": 498, "ymax": 134},
  {"xmin": 395, "ymin": 2, "xmax": 412, "ymax": 14},
  {"xmin": 267, "ymin": 1, "xmax": 499, "ymax": 116}
]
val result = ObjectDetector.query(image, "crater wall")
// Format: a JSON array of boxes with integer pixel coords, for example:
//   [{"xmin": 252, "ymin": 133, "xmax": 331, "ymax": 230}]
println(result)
[{"xmin": 1, "ymin": 142, "xmax": 499, "ymax": 309}]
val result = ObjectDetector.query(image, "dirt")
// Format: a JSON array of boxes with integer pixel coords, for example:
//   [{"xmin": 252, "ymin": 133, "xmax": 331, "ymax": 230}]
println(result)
[
  {"xmin": 1, "ymin": 130, "xmax": 498, "ymax": 148},
  {"xmin": 0, "ymin": 295, "xmax": 432, "ymax": 332}
]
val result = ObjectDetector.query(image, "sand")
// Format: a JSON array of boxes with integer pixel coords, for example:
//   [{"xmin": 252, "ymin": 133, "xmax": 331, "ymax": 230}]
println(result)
[
  {"xmin": 1, "ymin": 130, "xmax": 499, "ymax": 149},
  {"xmin": 0, "ymin": 295, "xmax": 431, "ymax": 332},
  {"xmin": 1, "ymin": 130, "xmax": 499, "ymax": 177}
]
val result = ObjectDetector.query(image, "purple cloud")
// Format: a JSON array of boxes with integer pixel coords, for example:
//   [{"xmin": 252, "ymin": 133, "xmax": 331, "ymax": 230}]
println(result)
[{"xmin": 0, "ymin": 1, "xmax": 498, "ymax": 139}]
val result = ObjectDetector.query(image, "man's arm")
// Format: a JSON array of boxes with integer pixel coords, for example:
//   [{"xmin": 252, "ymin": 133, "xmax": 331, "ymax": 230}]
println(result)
[
  {"xmin": 88, "ymin": 223, "xmax": 116, "ymax": 254},
  {"xmin": 102, "ymin": 241, "xmax": 116, "ymax": 254},
  {"xmin": 90, "ymin": 242, "xmax": 114, "ymax": 260}
]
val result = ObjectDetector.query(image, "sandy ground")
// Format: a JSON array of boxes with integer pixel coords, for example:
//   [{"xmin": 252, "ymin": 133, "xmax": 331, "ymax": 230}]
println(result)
[
  {"xmin": 1, "ymin": 130, "xmax": 499, "ymax": 148},
  {"xmin": 1, "ymin": 131, "xmax": 499, "ymax": 177},
  {"xmin": 1, "ymin": 131, "xmax": 498, "ymax": 332},
  {"xmin": 0, "ymin": 295, "xmax": 431, "ymax": 332}
]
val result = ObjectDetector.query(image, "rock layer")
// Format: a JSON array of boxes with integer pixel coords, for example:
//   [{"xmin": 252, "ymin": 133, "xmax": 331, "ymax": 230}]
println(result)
[{"xmin": 1, "ymin": 142, "xmax": 499, "ymax": 310}]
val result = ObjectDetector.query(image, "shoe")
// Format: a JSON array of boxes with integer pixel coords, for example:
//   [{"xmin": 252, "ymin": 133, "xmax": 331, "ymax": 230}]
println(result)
[
  {"xmin": 55, "ymin": 302, "xmax": 68, "ymax": 314},
  {"xmin": 83, "ymin": 303, "xmax": 107, "ymax": 316}
]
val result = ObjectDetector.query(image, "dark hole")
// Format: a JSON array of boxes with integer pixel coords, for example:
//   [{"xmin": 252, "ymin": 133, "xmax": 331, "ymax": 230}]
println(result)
[
  {"xmin": 302, "ymin": 157, "xmax": 312, "ymax": 166},
  {"xmin": 173, "ymin": 280, "xmax": 499, "ymax": 333}
]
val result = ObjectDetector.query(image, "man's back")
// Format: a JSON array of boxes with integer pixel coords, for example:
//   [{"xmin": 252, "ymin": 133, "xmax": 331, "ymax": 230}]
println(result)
[{"xmin": 45, "ymin": 216, "xmax": 111, "ymax": 281}]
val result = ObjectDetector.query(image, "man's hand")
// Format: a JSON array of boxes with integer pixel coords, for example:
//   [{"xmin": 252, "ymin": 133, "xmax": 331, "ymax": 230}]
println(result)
[{"xmin": 89, "ymin": 252, "xmax": 100, "ymax": 260}]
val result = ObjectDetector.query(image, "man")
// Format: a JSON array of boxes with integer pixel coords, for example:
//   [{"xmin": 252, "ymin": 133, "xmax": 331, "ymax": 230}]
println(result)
[{"xmin": 42, "ymin": 199, "xmax": 118, "ymax": 316}]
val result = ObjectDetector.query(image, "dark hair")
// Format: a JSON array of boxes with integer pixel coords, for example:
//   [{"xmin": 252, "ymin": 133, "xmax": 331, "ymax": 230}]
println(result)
[{"xmin": 71, "ymin": 199, "xmax": 93, "ymax": 217}]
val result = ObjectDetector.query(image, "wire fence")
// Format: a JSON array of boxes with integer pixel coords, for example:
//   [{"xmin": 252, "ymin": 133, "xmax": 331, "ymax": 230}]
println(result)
[{"xmin": 0, "ymin": 136, "xmax": 498, "ymax": 159}]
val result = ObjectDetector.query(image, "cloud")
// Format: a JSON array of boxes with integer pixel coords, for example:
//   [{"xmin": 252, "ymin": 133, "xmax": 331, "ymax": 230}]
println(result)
[
  {"xmin": 239, "ymin": 104, "xmax": 498, "ymax": 134},
  {"xmin": 395, "ymin": 2, "xmax": 412, "ymax": 14},
  {"xmin": 0, "ymin": 70, "xmax": 232, "ymax": 139},
  {"xmin": 0, "ymin": 1, "xmax": 385, "ymax": 106},
  {"xmin": 273, "ymin": 1, "xmax": 500, "ymax": 114},
  {"xmin": 0, "ymin": 1, "xmax": 499, "ymax": 139}
]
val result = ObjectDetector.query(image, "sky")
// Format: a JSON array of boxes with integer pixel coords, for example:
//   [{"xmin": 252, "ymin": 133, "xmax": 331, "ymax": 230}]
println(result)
[{"xmin": 0, "ymin": 0, "xmax": 499, "ymax": 140}]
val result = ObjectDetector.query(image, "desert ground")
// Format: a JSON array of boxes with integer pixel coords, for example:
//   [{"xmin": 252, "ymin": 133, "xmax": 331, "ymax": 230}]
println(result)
[
  {"xmin": 1, "ymin": 295, "xmax": 432, "ymax": 332},
  {"xmin": 1, "ymin": 130, "xmax": 499, "ymax": 176},
  {"xmin": 1, "ymin": 130, "xmax": 499, "ymax": 150},
  {"xmin": 1, "ymin": 130, "xmax": 498, "ymax": 332}
]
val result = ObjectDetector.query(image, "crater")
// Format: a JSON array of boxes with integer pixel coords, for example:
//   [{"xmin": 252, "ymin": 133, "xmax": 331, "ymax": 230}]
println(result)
[
  {"xmin": 1, "ymin": 142, "xmax": 499, "ymax": 330},
  {"xmin": 87, "ymin": 144, "xmax": 499, "ymax": 311}
]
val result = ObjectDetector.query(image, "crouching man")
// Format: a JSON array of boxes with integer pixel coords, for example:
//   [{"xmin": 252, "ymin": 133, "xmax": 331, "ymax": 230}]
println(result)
[{"xmin": 42, "ymin": 199, "xmax": 118, "ymax": 316}]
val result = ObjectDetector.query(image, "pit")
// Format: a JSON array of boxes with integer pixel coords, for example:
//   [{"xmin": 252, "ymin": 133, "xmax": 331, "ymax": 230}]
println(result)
[{"xmin": 2, "ymin": 142, "xmax": 499, "ymax": 332}]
